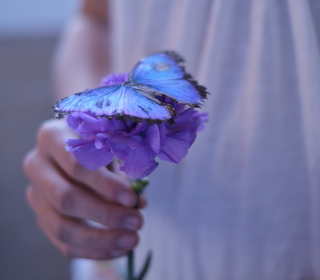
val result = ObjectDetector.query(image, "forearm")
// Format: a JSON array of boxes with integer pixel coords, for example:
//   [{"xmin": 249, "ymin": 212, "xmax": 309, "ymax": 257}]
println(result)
[{"xmin": 53, "ymin": 0, "xmax": 110, "ymax": 100}]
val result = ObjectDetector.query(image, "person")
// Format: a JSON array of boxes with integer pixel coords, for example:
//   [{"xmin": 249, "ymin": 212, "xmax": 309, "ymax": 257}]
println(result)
[{"xmin": 23, "ymin": 0, "xmax": 320, "ymax": 279}]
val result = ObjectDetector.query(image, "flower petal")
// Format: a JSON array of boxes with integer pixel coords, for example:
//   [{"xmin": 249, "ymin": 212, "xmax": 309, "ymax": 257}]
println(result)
[
  {"xmin": 158, "ymin": 131, "xmax": 193, "ymax": 163},
  {"xmin": 108, "ymin": 133, "xmax": 144, "ymax": 149},
  {"xmin": 192, "ymin": 111, "xmax": 209, "ymax": 131},
  {"xmin": 120, "ymin": 147, "xmax": 158, "ymax": 179},
  {"xmin": 66, "ymin": 113, "xmax": 83, "ymax": 131},
  {"xmin": 144, "ymin": 124, "xmax": 161, "ymax": 154},
  {"xmin": 100, "ymin": 118, "xmax": 127, "ymax": 133},
  {"xmin": 130, "ymin": 122, "xmax": 148, "ymax": 135},
  {"xmin": 166, "ymin": 108, "xmax": 196, "ymax": 133},
  {"xmin": 100, "ymin": 73, "xmax": 129, "ymax": 86},
  {"xmin": 66, "ymin": 138, "xmax": 114, "ymax": 170},
  {"xmin": 67, "ymin": 112, "xmax": 102, "ymax": 138},
  {"xmin": 78, "ymin": 112, "xmax": 103, "ymax": 135},
  {"xmin": 105, "ymin": 139, "xmax": 131, "ymax": 162}
]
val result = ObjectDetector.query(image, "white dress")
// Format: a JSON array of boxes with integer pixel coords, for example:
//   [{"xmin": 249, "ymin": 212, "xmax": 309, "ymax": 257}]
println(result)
[{"xmin": 72, "ymin": 0, "xmax": 320, "ymax": 279}]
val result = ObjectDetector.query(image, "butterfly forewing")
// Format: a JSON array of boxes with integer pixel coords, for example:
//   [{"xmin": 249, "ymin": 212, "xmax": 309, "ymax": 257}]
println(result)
[
  {"xmin": 53, "ymin": 85, "xmax": 121, "ymax": 117},
  {"xmin": 130, "ymin": 51, "xmax": 208, "ymax": 106},
  {"xmin": 54, "ymin": 84, "xmax": 173, "ymax": 123}
]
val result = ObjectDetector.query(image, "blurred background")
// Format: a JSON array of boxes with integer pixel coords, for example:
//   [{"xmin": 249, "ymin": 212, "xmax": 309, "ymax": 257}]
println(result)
[{"xmin": 0, "ymin": 1, "xmax": 78, "ymax": 279}]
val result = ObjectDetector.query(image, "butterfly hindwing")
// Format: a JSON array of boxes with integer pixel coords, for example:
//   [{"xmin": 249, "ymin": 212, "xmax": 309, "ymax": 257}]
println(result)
[
  {"xmin": 121, "ymin": 86, "xmax": 174, "ymax": 122},
  {"xmin": 129, "ymin": 51, "xmax": 208, "ymax": 107}
]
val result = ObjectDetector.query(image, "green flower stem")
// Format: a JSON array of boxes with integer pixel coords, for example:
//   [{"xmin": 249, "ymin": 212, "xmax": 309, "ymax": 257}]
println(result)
[
  {"xmin": 127, "ymin": 247, "xmax": 135, "ymax": 280},
  {"xmin": 126, "ymin": 179, "xmax": 150, "ymax": 280}
]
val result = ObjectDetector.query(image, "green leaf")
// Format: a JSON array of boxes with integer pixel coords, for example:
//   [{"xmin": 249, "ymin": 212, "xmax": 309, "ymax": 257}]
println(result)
[
  {"xmin": 136, "ymin": 250, "xmax": 153, "ymax": 280},
  {"xmin": 131, "ymin": 178, "xmax": 149, "ymax": 194}
]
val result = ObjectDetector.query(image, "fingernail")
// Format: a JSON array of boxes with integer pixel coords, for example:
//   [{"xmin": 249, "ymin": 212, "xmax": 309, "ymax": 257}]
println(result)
[
  {"xmin": 118, "ymin": 235, "xmax": 136, "ymax": 249},
  {"xmin": 117, "ymin": 191, "xmax": 135, "ymax": 206},
  {"xmin": 124, "ymin": 215, "xmax": 141, "ymax": 230},
  {"xmin": 110, "ymin": 249, "xmax": 126, "ymax": 257}
]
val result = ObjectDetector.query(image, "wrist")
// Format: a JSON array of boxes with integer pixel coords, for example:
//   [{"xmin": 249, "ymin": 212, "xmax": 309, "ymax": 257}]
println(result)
[{"xmin": 80, "ymin": 0, "xmax": 108, "ymax": 25}]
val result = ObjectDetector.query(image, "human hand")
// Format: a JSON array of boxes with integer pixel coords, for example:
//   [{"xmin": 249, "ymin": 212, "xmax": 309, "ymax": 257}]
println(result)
[{"xmin": 23, "ymin": 119, "xmax": 146, "ymax": 260}]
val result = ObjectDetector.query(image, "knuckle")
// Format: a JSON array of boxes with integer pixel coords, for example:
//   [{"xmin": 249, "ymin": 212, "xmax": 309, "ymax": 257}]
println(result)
[
  {"xmin": 90, "ymin": 252, "xmax": 112, "ymax": 260},
  {"xmin": 116, "ymin": 209, "xmax": 142, "ymax": 230},
  {"xmin": 100, "ymin": 209, "xmax": 113, "ymax": 226},
  {"xmin": 130, "ymin": 233, "xmax": 139, "ymax": 248},
  {"xmin": 25, "ymin": 186, "xmax": 33, "ymax": 205},
  {"xmin": 82, "ymin": 232, "xmax": 101, "ymax": 249},
  {"xmin": 36, "ymin": 120, "xmax": 57, "ymax": 145},
  {"xmin": 36, "ymin": 119, "xmax": 69, "ymax": 152},
  {"xmin": 62, "ymin": 246, "xmax": 111, "ymax": 260},
  {"xmin": 68, "ymin": 161, "xmax": 83, "ymax": 179},
  {"xmin": 62, "ymin": 246, "xmax": 78, "ymax": 258},
  {"xmin": 96, "ymin": 205, "xmax": 130, "ymax": 229},
  {"xmin": 54, "ymin": 220, "xmax": 71, "ymax": 243},
  {"xmin": 22, "ymin": 149, "xmax": 38, "ymax": 176},
  {"xmin": 90, "ymin": 231, "xmax": 114, "ymax": 250},
  {"xmin": 55, "ymin": 186, "xmax": 75, "ymax": 214}
]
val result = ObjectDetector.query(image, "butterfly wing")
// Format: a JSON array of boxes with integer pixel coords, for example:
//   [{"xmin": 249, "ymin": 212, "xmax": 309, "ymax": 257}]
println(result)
[
  {"xmin": 129, "ymin": 51, "xmax": 208, "ymax": 107},
  {"xmin": 53, "ymin": 84, "xmax": 173, "ymax": 123},
  {"xmin": 54, "ymin": 85, "xmax": 121, "ymax": 118},
  {"xmin": 54, "ymin": 51, "xmax": 206, "ymax": 123},
  {"xmin": 120, "ymin": 86, "xmax": 174, "ymax": 123}
]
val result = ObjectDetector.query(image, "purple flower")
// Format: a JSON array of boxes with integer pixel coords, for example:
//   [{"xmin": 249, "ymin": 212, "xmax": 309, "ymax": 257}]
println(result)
[
  {"xmin": 65, "ymin": 73, "xmax": 208, "ymax": 179},
  {"xmin": 100, "ymin": 72, "xmax": 129, "ymax": 86}
]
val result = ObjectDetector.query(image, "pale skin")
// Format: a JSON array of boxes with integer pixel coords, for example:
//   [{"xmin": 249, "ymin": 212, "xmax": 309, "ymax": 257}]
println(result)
[{"xmin": 23, "ymin": 0, "xmax": 147, "ymax": 260}]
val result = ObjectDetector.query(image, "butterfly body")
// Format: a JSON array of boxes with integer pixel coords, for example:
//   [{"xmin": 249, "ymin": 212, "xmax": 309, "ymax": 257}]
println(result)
[{"xmin": 54, "ymin": 51, "xmax": 208, "ymax": 123}]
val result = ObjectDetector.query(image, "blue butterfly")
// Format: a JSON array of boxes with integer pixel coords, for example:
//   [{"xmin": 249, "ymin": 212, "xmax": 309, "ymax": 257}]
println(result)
[{"xmin": 53, "ymin": 51, "xmax": 208, "ymax": 124}]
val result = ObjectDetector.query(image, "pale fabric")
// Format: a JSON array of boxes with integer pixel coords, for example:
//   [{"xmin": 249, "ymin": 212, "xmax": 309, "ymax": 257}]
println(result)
[{"xmin": 71, "ymin": 0, "xmax": 320, "ymax": 279}]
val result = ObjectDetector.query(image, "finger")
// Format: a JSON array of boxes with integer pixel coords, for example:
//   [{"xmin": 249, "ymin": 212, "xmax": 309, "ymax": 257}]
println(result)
[
  {"xmin": 37, "ymin": 119, "xmax": 140, "ymax": 208},
  {"xmin": 108, "ymin": 160, "xmax": 130, "ymax": 182},
  {"xmin": 25, "ymin": 152, "xmax": 143, "ymax": 230},
  {"xmin": 27, "ymin": 186, "xmax": 139, "ymax": 253},
  {"xmin": 109, "ymin": 160, "xmax": 148, "ymax": 208},
  {"xmin": 46, "ymin": 232, "xmax": 129, "ymax": 260}
]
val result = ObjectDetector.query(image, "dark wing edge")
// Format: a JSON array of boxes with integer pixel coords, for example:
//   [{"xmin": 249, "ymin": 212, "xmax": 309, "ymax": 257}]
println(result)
[
  {"xmin": 162, "ymin": 51, "xmax": 209, "ymax": 100},
  {"xmin": 96, "ymin": 104, "xmax": 175, "ymax": 125},
  {"xmin": 52, "ymin": 95, "xmax": 75, "ymax": 119}
]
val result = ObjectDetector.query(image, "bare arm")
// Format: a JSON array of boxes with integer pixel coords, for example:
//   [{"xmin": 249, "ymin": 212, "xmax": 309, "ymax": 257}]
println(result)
[{"xmin": 54, "ymin": 0, "xmax": 110, "ymax": 100}]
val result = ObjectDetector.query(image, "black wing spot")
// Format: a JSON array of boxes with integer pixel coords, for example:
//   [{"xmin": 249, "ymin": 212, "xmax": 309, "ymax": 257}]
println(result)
[{"xmin": 95, "ymin": 98, "xmax": 104, "ymax": 108}]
